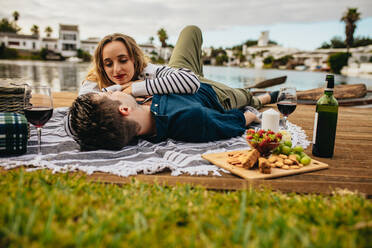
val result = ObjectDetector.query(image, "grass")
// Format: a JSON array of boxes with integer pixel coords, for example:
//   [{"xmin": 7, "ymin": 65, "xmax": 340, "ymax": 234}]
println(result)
[{"xmin": 1, "ymin": 169, "xmax": 371, "ymax": 248}]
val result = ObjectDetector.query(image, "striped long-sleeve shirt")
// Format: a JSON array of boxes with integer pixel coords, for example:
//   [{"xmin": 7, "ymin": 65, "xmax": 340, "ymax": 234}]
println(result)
[
  {"xmin": 78, "ymin": 63, "xmax": 200, "ymax": 97},
  {"xmin": 135, "ymin": 64, "xmax": 200, "ymax": 96}
]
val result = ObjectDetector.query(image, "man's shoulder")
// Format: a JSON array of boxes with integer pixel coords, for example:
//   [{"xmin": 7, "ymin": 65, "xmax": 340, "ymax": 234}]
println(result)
[
  {"xmin": 197, "ymin": 83, "xmax": 218, "ymax": 98},
  {"xmin": 199, "ymin": 82, "xmax": 213, "ymax": 90}
]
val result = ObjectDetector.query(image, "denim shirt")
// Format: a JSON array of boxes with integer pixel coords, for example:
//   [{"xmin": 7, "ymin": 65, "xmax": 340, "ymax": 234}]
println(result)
[{"xmin": 147, "ymin": 83, "xmax": 246, "ymax": 143}]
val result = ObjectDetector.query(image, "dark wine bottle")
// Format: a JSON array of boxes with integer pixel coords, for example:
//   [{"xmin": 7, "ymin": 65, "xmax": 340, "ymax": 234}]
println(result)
[{"xmin": 312, "ymin": 75, "xmax": 338, "ymax": 158}]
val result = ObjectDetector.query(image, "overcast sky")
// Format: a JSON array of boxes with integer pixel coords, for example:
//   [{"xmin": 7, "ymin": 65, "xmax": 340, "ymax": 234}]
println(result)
[{"xmin": 1, "ymin": 0, "xmax": 372, "ymax": 50}]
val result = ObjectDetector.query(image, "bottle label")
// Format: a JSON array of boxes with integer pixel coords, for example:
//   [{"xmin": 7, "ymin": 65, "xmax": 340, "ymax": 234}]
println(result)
[{"xmin": 312, "ymin": 112, "xmax": 318, "ymax": 144}]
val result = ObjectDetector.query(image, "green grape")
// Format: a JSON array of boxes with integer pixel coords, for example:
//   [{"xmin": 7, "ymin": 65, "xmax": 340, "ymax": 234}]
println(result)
[
  {"xmin": 300, "ymin": 156, "xmax": 311, "ymax": 165},
  {"xmin": 292, "ymin": 146, "xmax": 304, "ymax": 153},
  {"xmin": 295, "ymin": 154, "xmax": 301, "ymax": 162},
  {"xmin": 281, "ymin": 145, "xmax": 292, "ymax": 155},
  {"xmin": 273, "ymin": 147, "xmax": 281, "ymax": 154},
  {"xmin": 284, "ymin": 140, "xmax": 292, "ymax": 148},
  {"xmin": 299, "ymin": 152, "xmax": 307, "ymax": 158},
  {"xmin": 278, "ymin": 143, "xmax": 284, "ymax": 150}
]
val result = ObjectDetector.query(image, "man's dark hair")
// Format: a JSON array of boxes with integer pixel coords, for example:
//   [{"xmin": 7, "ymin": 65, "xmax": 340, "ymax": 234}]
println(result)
[{"xmin": 69, "ymin": 93, "xmax": 140, "ymax": 151}]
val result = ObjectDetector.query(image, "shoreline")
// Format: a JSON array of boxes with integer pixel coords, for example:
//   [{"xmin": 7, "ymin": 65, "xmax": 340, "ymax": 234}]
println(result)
[
  {"xmin": 1, "ymin": 58, "xmax": 372, "ymax": 81},
  {"xmin": 51, "ymin": 92, "xmax": 372, "ymax": 110}
]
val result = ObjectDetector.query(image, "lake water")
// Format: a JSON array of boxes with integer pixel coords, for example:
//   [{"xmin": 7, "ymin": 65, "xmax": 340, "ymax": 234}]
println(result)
[{"xmin": 1, "ymin": 59, "xmax": 372, "ymax": 92}]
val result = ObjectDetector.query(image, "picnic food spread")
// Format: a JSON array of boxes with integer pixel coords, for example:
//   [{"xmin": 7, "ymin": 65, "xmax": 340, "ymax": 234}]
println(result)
[
  {"xmin": 202, "ymin": 128, "xmax": 329, "ymax": 180},
  {"xmin": 225, "ymin": 129, "xmax": 313, "ymax": 175}
]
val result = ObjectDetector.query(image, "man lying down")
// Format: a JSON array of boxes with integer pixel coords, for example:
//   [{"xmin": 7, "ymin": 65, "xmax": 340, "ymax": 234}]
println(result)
[{"xmin": 66, "ymin": 83, "xmax": 262, "ymax": 151}]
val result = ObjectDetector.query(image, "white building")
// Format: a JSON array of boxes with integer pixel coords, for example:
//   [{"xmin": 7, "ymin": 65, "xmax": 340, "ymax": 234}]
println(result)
[
  {"xmin": 1, "ymin": 25, "xmax": 173, "ymax": 61},
  {"xmin": 244, "ymin": 45, "xmax": 299, "ymax": 68},
  {"xmin": 239, "ymin": 30, "xmax": 300, "ymax": 68},
  {"xmin": 258, "ymin": 31, "xmax": 269, "ymax": 47},
  {"xmin": 340, "ymin": 45, "xmax": 372, "ymax": 77},
  {"xmin": 225, "ymin": 49, "xmax": 241, "ymax": 66},
  {"xmin": 203, "ymin": 47, "xmax": 212, "ymax": 57},
  {"xmin": 0, "ymin": 32, "xmax": 40, "ymax": 51},
  {"xmin": 140, "ymin": 43, "xmax": 157, "ymax": 56},
  {"xmin": 42, "ymin": 38, "xmax": 58, "ymax": 52},
  {"xmin": 158, "ymin": 46, "xmax": 173, "ymax": 62},
  {"xmin": 0, "ymin": 24, "xmax": 98, "ymax": 58},
  {"xmin": 137, "ymin": 44, "xmax": 173, "ymax": 62},
  {"xmin": 58, "ymin": 24, "xmax": 80, "ymax": 57},
  {"xmin": 81, "ymin": 37, "xmax": 100, "ymax": 56},
  {"xmin": 291, "ymin": 52, "xmax": 329, "ymax": 70}
]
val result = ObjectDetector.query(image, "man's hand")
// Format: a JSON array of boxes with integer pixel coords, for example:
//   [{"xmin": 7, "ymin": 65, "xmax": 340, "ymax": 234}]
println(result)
[
  {"xmin": 122, "ymin": 85, "xmax": 132, "ymax": 95},
  {"xmin": 121, "ymin": 82, "xmax": 133, "ymax": 95},
  {"xmin": 243, "ymin": 111, "xmax": 261, "ymax": 126},
  {"xmin": 135, "ymin": 96, "xmax": 153, "ymax": 105}
]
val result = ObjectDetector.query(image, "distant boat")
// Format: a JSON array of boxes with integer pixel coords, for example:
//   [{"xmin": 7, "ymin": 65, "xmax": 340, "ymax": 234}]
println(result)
[
  {"xmin": 246, "ymin": 76, "xmax": 287, "ymax": 89},
  {"xmin": 294, "ymin": 65, "xmax": 308, "ymax": 71},
  {"xmin": 67, "ymin": 57, "xmax": 82, "ymax": 63}
]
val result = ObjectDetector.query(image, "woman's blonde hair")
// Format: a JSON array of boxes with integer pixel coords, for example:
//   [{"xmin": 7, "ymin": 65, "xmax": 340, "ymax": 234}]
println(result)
[{"xmin": 86, "ymin": 33, "xmax": 148, "ymax": 89}]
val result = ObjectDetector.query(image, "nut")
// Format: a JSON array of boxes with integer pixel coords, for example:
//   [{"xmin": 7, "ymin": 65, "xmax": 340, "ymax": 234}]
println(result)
[
  {"xmin": 268, "ymin": 156, "xmax": 277, "ymax": 163},
  {"xmin": 284, "ymin": 159, "xmax": 294, "ymax": 165},
  {"xmin": 288, "ymin": 154, "xmax": 298, "ymax": 162},
  {"xmin": 275, "ymin": 161, "xmax": 284, "ymax": 168}
]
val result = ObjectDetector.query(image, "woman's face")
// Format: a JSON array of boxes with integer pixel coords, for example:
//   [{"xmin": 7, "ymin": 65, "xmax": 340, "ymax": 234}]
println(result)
[{"xmin": 102, "ymin": 40, "xmax": 135, "ymax": 85}]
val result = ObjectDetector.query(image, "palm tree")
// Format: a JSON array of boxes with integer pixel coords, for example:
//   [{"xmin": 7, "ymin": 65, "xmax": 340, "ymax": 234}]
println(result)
[
  {"xmin": 30, "ymin": 24, "xmax": 39, "ymax": 36},
  {"xmin": 45, "ymin": 26, "xmax": 53, "ymax": 37},
  {"xmin": 12, "ymin": 11, "xmax": 19, "ymax": 22},
  {"xmin": 149, "ymin": 36, "xmax": 154, "ymax": 44},
  {"xmin": 10, "ymin": 11, "xmax": 21, "ymax": 33},
  {"xmin": 157, "ymin": 28, "xmax": 168, "ymax": 48},
  {"xmin": 341, "ymin": 8, "xmax": 361, "ymax": 54}
]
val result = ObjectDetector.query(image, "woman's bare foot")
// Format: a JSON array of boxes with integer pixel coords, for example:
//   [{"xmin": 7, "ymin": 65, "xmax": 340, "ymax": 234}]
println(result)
[
  {"xmin": 257, "ymin": 91, "xmax": 279, "ymax": 105},
  {"xmin": 258, "ymin": 94, "xmax": 271, "ymax": 105}
]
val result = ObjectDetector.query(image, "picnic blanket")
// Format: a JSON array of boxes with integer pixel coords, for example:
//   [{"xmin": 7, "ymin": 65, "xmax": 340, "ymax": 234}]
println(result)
[{"xmin": 0, "ymin": 107, "xmax": 310, "ymax": 177}]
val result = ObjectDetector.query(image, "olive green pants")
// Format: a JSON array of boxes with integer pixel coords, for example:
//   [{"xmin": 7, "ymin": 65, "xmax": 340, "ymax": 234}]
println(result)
[{"xmin": 168, "ymin": 25, "xmax": 262, "ymax": 110}]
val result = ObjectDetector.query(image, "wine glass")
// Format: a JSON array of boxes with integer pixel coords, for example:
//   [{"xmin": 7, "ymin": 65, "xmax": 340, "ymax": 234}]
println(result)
[
  {"xmin": 277, "ymin": 87, "xmax": 297, "ymax": 129},
  {"xmin": 24, "ymin": 85, "xmax": 54, "ymax": 155}
]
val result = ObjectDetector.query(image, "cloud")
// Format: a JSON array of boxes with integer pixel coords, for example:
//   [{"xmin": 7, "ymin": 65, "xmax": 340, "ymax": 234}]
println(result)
[{"xmin": 1, "ymin": 0, "xmax": 371, "ymax": 49}]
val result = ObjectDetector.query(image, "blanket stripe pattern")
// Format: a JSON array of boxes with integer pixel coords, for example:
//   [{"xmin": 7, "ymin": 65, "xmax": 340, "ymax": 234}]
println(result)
[{"xmin": 0, "ymin": 108, "xmax": 310, "ymax": 177}]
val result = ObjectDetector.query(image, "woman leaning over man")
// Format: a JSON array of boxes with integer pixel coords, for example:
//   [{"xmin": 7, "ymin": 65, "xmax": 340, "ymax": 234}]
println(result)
[
  {"xmin": 78, "ymin": 25, "xmax": 275, "ymax": 112},
  {"xmin": 78, "ymin": 31, "xmax": 200, "ymax": 99}
]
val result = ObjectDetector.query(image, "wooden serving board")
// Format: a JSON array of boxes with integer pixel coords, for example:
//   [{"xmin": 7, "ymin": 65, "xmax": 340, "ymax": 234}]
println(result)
[{"xmin": 202, "ymin": 150, "xmax": 329, "ymax": 180}]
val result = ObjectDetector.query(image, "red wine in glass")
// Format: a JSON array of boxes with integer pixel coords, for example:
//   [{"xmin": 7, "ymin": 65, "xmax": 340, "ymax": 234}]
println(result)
[
  {"xmin": 24, "ymin": 107, "xmax": 53, "ymax": 128},
  {"xmin": 277, "ymin": 87, "xmax": 297, "ymax": 129},
  {"xmin": 24, "ymin": 85, "xmax": 53, "ymax": 155},
  {"xmin": 277, "ymin": 102, "xmax": 297, "ymax": 116}
]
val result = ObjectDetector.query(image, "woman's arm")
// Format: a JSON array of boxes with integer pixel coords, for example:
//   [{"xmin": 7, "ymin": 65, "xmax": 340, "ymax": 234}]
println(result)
[
  {"xmin": 131, "ymin": 65, "xmax": 200, "ymax": 96},
  {"xmin": 78, "ymin": 80, "xmax": 100, "ymax": 96}
]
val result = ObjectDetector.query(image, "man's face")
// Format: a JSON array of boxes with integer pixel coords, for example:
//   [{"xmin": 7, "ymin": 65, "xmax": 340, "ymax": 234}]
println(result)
[{"xmin": 97, "ymin": 91, "xmax": 138, "ymax": 108}]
